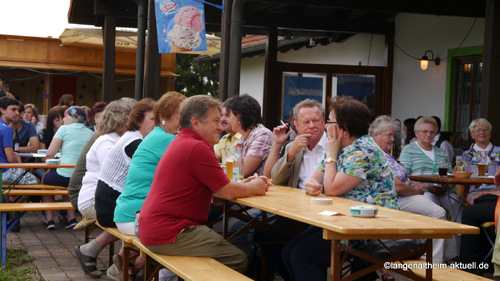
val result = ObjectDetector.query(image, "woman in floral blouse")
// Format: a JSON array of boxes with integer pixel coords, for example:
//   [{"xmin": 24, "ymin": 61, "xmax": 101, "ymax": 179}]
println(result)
[{"xmin": 282, "ymin": 96, "xmax": 399, "ymax": 281}]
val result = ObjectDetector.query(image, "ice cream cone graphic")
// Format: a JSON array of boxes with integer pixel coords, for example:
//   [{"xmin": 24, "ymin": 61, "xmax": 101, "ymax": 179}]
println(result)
[
  {"xmin": 168, "ymin": 6, "xmax": 204, "ymax": 53},
  {"xmin": 171, "ymin": 42, "xmax": 193, "ymax": 52}
]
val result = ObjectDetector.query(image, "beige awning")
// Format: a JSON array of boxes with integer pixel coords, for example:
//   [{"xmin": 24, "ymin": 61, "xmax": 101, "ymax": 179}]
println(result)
[{"xmin": 59, "ymin": 27, "xmax": 221, "ymax": 56}]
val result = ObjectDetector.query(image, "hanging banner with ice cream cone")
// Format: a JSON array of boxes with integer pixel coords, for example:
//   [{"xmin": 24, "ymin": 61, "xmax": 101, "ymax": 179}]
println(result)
[{"xmin": 155, "ymin": 0, "xmax": 207, "ymax": 53}]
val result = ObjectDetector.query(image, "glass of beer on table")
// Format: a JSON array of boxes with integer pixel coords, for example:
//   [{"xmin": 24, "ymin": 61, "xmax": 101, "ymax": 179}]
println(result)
[
  {"xmin": 225, "ymin": 145, "xmax": 234, "ymax": 180},
  {"xmin": 477, "ymin": 151, "xmax": 488, "ymax": 177}
]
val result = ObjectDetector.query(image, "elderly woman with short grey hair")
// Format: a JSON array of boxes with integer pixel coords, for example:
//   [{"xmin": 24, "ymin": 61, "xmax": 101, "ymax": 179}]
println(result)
[
  {"xmin": 371, "ymin": 115, "xmax": 456, "ymax": 263},
  {"xmin": 399, "ymin": 116, "xmax": 462, "ymax": 261},
  {"xmin": 459, "ymin": 118, "xmax": 500, "ymax": 276}
]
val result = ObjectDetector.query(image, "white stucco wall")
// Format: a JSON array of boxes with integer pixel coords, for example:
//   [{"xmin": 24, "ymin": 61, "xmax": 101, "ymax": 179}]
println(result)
[
  {"xmin": 239, "ymin": 13, "xmax": 485, "ymax": 127},
  {"xmin": 240, "ymin": 33, "xmax": 387, "ymax": 107},
  {"xmin": 392, "ymin": 13, "xmax": 484, "ymax": 124}
]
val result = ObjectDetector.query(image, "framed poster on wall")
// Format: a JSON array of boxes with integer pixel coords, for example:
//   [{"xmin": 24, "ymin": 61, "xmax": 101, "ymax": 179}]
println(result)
[{"xmin": 282, "ymin": 75, "xmax": 323, "ymax": 121}]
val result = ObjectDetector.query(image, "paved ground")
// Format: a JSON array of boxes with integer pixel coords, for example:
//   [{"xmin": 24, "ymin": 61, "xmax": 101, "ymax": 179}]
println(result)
[
  {"xmin": 6, "ymin": 211, "xmax": 496, "ymax": 281},
  {"xmin": 7, "ymin": 211, "xmax": 120, "ymax": 281}
]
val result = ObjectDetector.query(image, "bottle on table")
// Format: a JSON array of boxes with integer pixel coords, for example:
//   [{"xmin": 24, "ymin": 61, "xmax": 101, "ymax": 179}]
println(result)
[
  {"xmin": 471, "ymin": 152, "xmax": 478, "ymax": 177},
  {"xmin": 496, "ymin": 153, "xmax": 500, "ymax": 173},
  {"xmin": 233, "ymin": 143, "xmax": 244, "ymax": 181},
  {"xmin": 488, "ymin": 154, "xmax": 497, "ymax": 176},
  {"xmin": 13, "ymin": 129, "xmax": 19, "ymax": 152}
]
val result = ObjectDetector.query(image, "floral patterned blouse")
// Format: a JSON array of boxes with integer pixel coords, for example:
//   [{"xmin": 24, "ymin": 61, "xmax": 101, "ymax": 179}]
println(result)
[
  {"xmin": 318, "ymin": 135, "xmax": 398, "ymax": 209},
  {"xmin": 462, "ymin": 143, "xmax": 500, "ymax": 197}
]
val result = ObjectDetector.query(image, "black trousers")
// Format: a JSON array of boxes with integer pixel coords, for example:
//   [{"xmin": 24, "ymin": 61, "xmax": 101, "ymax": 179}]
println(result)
[{"xmin": 459, "ymin": 193, "xmax": 498, "ymax": 275}]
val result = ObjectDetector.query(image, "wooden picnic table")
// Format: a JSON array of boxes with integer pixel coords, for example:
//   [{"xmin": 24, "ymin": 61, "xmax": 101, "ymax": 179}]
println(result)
[
  {"xmin": 231, "ymin": 185, "xmax": 479, "ymax": 281},
  {"xmin": 0, "ymin": 163, "xmax": 76, "ymax": 169},
  {"xmin": 409, "ymin": 174, "xmax": 495, "ymax": 204},
  {"xmin": 0, "ymin": 162, "xmax": 76, "ymax": 266}
]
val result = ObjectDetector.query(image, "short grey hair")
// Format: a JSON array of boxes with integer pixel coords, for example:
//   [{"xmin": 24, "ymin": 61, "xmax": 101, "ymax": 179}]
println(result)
[
  {"xmin": 468, "ymin": 118, "xmax": 492, "ymax": 132},
  {"xmin": 414, "ymin": 116, "xmax": 437, "ymax": 133},
  {"xmin": 179, "ymin": 95, "xmax": 221, "ymax": 129},
  {"xmin": 369, "ymin": 115, "xmax": 396, "ymax": 136},
  {"xmin": 293, "ymin": 99, "xmax": 325, "ymax": 121}
]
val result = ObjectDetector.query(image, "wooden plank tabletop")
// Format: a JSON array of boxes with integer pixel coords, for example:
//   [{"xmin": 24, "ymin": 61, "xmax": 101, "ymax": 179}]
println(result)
[
  {"xmin": 2, "ymin": 189, "xmax": 68, "ymax": 196},
  {"xmin": 0, "ymin": 163, "xmax": 76, "ymax": 169},
  {"xmin": 0, "ymin": 202, "xmax": 74, "ymax": 211},
  {"xmin": 235, "ymin": 185, "xmax": 479, "ymax": 240},
  {"xmin": 408, "ymin": 175, "xmax": 494, "ymax": 185},
  {"xmin": 2, "ymin": 184, "xmax": 67, "ymax": 190}
]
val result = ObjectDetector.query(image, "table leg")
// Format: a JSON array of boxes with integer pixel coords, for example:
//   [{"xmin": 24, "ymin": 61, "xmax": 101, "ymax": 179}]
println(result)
[
  {"xmin": 425, "ymin": 239, "xmax": 433, "ymax": 281},
  {"xmin": 331, "ymin": 240, "xmax": 341, "ymax": 281},
  {"xmin": 1, "ymin": 212, "xmax": 6, "ymax": 267}
]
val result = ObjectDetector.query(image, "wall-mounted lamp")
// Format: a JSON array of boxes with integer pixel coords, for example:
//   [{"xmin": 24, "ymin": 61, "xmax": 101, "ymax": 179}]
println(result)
[
  {"xmin": 309, "ymin": 37, "xmax": 316, "ymax": 47},
  {"xmin": 418, "ymin": 50, "xmax": 440, "ymax": 70}
]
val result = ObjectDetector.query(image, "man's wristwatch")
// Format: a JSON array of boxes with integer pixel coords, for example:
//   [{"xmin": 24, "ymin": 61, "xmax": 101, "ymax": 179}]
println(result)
[{"xmin": 325, "ymin": 157, "xmax": 337, "ymax": 164}]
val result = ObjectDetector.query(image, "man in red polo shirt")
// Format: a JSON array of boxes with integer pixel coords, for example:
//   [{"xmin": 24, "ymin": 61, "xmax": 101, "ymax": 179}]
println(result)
[{"xmin": 138, "ymin": 95, "xmax": 270, "ymax": 273}]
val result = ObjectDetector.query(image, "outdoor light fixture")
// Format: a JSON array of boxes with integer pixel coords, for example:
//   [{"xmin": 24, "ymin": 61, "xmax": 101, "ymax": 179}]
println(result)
[
  {"xmin": 309, "ymin": 37, "xmax": 316, "ymax": 47},
  {"xmin": 419, "ymin": 50, "xmax": 440, "ymax": 70}
]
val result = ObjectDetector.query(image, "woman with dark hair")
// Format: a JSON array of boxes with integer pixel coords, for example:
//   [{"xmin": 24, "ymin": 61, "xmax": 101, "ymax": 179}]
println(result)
[
  {"xmin": 403, "ymin": 118, "xmax": 416, "ymax": 146},
  {"xmin": 42, "ymin": 106, "xmax": 94, "ymax": 230},
  {"xmin": 282, "ymin": 96, "xmax": 401, "ymax": 281},
  {"xmin": 24, "ymin": 103, "xmax": 44, "ymax": 134},
  {"xmin": 38, "ymin": 106, "xmax": 66, "ymax": 152},
  {"xmin": 224, "ymin": 94, "xmax": 272, "ymax": 176},
  {"xmin": 89, "ymin": 101, "xmax": 108, "ymax": 131},
  {"xmin": 94, "ymin": 98, "xmax": 156, "ymax": 228},
  {"xmin": 57, "ymin": 94, "xmax": 75, "ymax": 107}
]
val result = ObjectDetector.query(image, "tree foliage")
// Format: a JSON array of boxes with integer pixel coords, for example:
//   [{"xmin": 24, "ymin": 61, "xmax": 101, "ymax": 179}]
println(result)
[{"xmin": 174, "ymin": 54, "xmax": 220, "ymax": 98}]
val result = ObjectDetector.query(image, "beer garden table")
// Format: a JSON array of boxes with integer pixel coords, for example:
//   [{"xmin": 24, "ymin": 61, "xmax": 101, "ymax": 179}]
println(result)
[{"xmin": 228, "ymin": 185, "xmax": 479, "ymax": 281}]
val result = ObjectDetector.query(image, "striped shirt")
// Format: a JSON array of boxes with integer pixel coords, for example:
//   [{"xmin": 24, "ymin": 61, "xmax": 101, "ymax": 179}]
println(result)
[{"xmin": 399, "ymin": 142, "xmax": 451, "ymax": 176}]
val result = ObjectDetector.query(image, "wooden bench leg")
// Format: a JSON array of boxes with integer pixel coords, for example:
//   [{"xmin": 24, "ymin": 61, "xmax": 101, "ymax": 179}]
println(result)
[{"xmin": 1, "ymin": 212, "xmax": 6, "ymax": 267}]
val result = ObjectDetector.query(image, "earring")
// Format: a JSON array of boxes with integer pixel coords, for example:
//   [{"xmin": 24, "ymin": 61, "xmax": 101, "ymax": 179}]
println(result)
[{"xmin": 162, "ymin": 120, "xmax": 165, "ymax": 126}]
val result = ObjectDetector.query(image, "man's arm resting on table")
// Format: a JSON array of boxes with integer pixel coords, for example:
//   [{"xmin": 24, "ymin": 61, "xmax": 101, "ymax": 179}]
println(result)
[
  {"xmin": 19, "ymin": 135, "xmax": 39, "ymax": 153},
  {"xmin": 215, "ymin": 177, "xmax": 269, "ymax": 201},
  {"xmin": 4, "ymin": 146, "xmax": 18, "ymax": 163}
]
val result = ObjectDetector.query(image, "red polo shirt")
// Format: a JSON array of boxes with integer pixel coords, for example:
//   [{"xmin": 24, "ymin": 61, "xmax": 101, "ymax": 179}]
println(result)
[{"xmin": 138, "ymin": 128, "xmax": 230, "ymax": 246}]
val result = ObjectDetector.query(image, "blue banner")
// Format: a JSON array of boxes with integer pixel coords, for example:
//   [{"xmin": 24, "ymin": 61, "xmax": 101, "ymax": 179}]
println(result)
[
  {"xmin": 283, "ymin": 76, "xmax": 323, "ymax": 120},
  {"xmin": 155, "ymin": 0, "xmax": 207, "ymax": 53}
]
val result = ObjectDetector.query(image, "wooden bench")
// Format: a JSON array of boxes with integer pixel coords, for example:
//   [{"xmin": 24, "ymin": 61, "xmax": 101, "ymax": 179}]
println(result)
[
  {"xmin": 96, "ymin": 222, "xmax": 251, "ymax": 281},
  {"xmin": 95, "ymin": 223, "xmax": 135, "ymax": 280},
  {"xmin": 394, "ymin": 260, "xmax": 492, "ymax": 280},
  {"xmin": 0, "ymin": 202, "xmax": 74, "ymax": 266},
  {"xmin": 131, "ymin": 238, "xmax": 252, "ymax": 281},
  {"xmin": 2, "ymin": 184, "xmax": 67, "ymax": 190}
]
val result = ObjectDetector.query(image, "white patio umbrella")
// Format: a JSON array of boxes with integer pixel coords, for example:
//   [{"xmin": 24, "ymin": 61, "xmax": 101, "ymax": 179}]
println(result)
[{"xmin": 59, "ymin": 27, "xmax": 221, "ymax": 56}]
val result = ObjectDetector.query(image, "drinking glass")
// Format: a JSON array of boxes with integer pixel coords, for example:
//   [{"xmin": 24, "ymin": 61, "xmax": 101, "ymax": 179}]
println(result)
[
  {"xmin": 438, "ymin": 159, "xmax": 448, "ymax": 176},
  {"xmin": 455, "ymin": 156, "xmax": 466, "ymax": 172},
  {"xmin": 477, "ymin": 151, "xmax": 488, "ymax": 176},
  {"xmin": 225, "ymin": 146, "xmax": 234, "ymax": 179}
]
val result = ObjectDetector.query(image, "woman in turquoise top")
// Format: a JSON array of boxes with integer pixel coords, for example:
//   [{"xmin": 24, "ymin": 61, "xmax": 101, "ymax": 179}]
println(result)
[
  {"xmin": 282, "ymin": 96, "xmax": 400, "ymax": 281},
  {"xmin": 42, "ymin": 106, "xmax": 94, "ymax": 230},
  {"xmin": 114, "ymin": 91, "xmax": 186, "ymax": 235}
]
